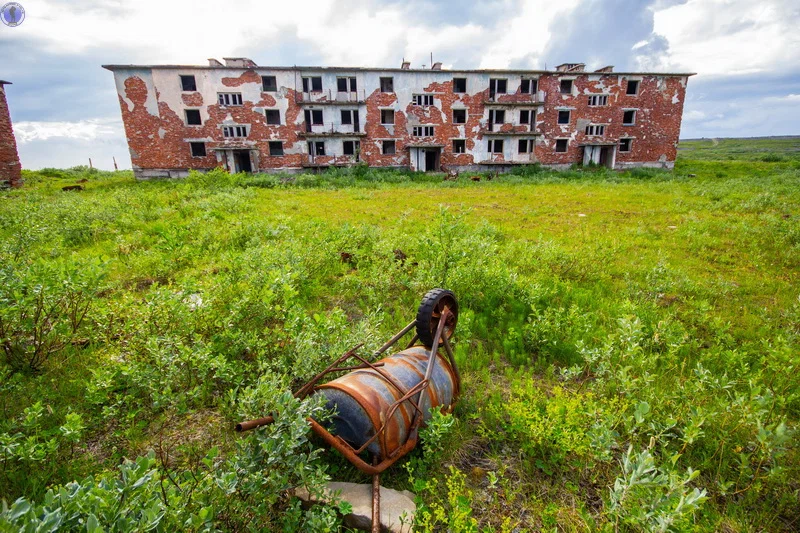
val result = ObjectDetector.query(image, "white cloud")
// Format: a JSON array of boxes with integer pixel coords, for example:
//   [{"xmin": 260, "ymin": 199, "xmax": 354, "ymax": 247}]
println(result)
[{"xmin": 14, "ymin": 119, "xmax": 121, "ymax": 143}]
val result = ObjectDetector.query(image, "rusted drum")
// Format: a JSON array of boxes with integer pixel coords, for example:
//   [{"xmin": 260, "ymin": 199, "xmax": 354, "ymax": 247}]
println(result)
[{"xmin": 315, "ymin": 345, "xmax": 457, "ymax": 458}]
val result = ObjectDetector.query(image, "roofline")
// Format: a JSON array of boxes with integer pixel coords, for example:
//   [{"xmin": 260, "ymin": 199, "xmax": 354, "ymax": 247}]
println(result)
[
  {"xmin": 0, "ymin": 80, "xmax": 12, "ymax": 85},
  {"xmin": 101, "ymin": 64, "xmax": 696, "ymax": 77}
]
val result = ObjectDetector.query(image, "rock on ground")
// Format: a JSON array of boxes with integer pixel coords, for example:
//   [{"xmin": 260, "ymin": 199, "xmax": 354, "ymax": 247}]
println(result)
[{"xmin": 295, "ymin": 481, "xmax": 415, "ymax": 533}]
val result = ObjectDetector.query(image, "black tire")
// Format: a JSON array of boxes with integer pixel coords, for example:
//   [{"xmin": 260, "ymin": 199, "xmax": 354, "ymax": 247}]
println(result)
[{"xmin": 416, "ymin": 288, "xmax": 458, "ymax": 348}]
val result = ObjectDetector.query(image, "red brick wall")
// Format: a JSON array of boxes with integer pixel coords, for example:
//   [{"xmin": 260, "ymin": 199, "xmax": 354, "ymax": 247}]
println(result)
[{"xmin": 0, "ymin": 84, "xmax": 22, "ymax": 187}]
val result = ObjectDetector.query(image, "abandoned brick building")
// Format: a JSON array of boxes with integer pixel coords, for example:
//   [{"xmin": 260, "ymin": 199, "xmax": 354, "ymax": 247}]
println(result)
[
  {"xmin": 0, "ymin": 80, "xmax": 22, "ymax": 187},
  {"xmin": 103, "ymin": 59, "xmax": 694, "ymax": 178}
]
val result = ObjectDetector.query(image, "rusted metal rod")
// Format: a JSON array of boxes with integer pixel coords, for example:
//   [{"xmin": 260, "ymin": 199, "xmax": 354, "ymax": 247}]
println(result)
[
  {"xmin": 373, "ymin": 319, "xmax": 417, "ymax": 358},
  {"xmin": 372, "ymin": 455, "xmax": 381, "ymax": 533},
  {"xmin": 235, "ymin": 415, "xmax": 274, "ymax": 432}
]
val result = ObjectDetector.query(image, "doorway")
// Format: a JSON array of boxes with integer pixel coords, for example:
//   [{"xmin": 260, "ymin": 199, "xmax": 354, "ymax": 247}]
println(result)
[
  {"xmin": 424, "ymin": 149, "xmax": 439, "ymax": 172},
  {"xmin": 582, "ymin": 145, "xmax": 615, "ymax": 169},
  {"xmin": 233, "ymin": 150, "xmax": 252, "ymax": 173}
]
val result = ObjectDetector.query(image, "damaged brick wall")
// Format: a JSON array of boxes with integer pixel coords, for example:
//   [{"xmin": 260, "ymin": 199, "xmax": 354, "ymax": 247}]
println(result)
[
  {"xmin": 105, "ymin": 62, "xmax": 692, "ymax": 177},
  {"xmin": 0, "ymin": 82, "xmax": 22, "ymax": 187}
]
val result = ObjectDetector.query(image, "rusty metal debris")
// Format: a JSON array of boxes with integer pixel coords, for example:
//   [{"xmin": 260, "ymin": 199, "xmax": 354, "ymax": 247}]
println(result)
[{"xmin": 236, "ymin": 288, "xmax": 461, "ymax": 531}]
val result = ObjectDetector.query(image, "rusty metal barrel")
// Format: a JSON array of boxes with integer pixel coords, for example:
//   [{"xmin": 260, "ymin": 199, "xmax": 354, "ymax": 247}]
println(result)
[{"xmin": 315, "ymin": 345, "xmax": 457, "ymax": 458}]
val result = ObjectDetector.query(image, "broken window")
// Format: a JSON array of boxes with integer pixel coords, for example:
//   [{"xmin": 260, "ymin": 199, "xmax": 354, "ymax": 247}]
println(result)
[
  {"xmin": 337, "ymin": 77, "xmax": 357, "ymax": 92},
  {"xmin": 304, "ymin": 109, "xmax": 324, "ymax": 126},
  {"xmin": 343, "ymin": 140, "xmax": 360, "ymax": 156},
  {"xmin": 302, "ymin": 76, "xmax": 323, "ymax": 92},
  {"xmin": 308, "ymin": 141, "xmax": 325, "ymax": 156},
  {"xmin": 382, "ymin": 140, "xmax": 396, "ymax": 155},
  {"xmin": 626, "ymin": 80, "xmax": 640, "ymax": 95},
  {"xmin": 623, "ymin": 110, "xmax": 636, "ymax": 125},
  {"xmin": 262, "ymin": 75, "xmax": 277, "ymax": 92},
  {"xmin": 453, "ymin": 139, "xmax": 466, "ymax": 153},
  {"xmin": 555, "ymin": 139, "xmax": 568, "ymax": 153},
  {"xmin": 453, "ymin": 77, "xmax": 467, "ymax": 93},
  {"xmin": 412, "ymin": 94, "xmax": 434, "ymax": 106},
  {"xmin": 180, "ymin": 75, "xmax": 196, "ymax": 91},
  {"xmin": 619, "ymin": 138, "xmax": 632, "ymax": 152},
  {"xmin": 380, "ymin": 77, "xmax": 394, "ymax": 93},
  {"xmin": 560, "ymin": 79, "xmax": 573, "ymax": 94},
  {"xmin": 223, "ymin": 125, "xmax": 248, "ymax": 138},
  {"xmin": 488, "ymin": 109, "xmax": 505, "ymax": 131},
  {"xmin": 588, "ymin": 95, "xmax": 608, "ymax": 106},
  {"xmin": 453, "ymin": 109, "xmax": 466, "ymax": 124},
  {"xmin": 380, "ymin": 109, "xmax": 395, "ymax": 124},
  {"xmin": 218, "ymin": 93, "xmax": 243, "ymax": 106},
  {"xmin": 269, "ymin": 141, "xmax": 284, "ymax": 156},
  {"xmin": 557, "ymin": 110, "xmax": 571, "ymax": 125},
  {"xmin": 488, "ymin": 139, "xmax": 504, "ymax": 154},
  {"xmin": 265, "ymin": 109, "xmax": 281, "ymax": 125},
  {"xmin": 585, "ymin": 124, "xmax": 606, "ymax": 136},
  {"xmin": 520, "ymin": 78, "xmax": 537, "ymax": 94},
  {"xmin": 185, "ymin": 109, "xmax": 202, "ymax": 126},
  {"xmin": 520, "ymin": 109, "xmax": 535, "ymax": 128},
  {"xmin": 489, "ymin": 78, "xmax": 507, "ymax": 98},
  {"xmin": 189, "ymin": 142, "xmax": 206, "ymax": 157},
  {"xmin": 412, "ymin": 126, "xmax": 434, "ymax": 137},
  {"xmin": 518, "ymin": 139, "xmax": 533, "ymax": 153}
]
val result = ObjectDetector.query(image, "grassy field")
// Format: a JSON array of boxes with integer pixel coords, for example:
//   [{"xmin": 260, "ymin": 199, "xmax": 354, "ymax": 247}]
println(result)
[{"xmin": 1, "ymin": 137, "xmax": 798, "ymax": 531}]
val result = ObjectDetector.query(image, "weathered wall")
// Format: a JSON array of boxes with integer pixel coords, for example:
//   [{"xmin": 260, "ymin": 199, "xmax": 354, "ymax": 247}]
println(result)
[
  {"xmin": 0, "ymin": 83, "xmax": 22, "ymax": 187},
  {"xmin": 107, "ymin": 64, "xmax": 690, "ymax": 176}
]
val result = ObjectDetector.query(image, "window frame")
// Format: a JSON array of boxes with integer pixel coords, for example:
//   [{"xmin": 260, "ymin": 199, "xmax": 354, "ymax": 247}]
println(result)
[
  {"xmin": 265, "ymin": 109, "xmax": 281, "ymax": 125},
  {"xmin": 180, "ymin": 75, "xmax": 197, "ymax": 92},
  {"xmin": 588, "ymin": 94, "xmax": 609, "ymax": 106},
  {"xmin": 489, "ymin": 78, "xmax": 508, "ymax": 95},
  {"xmin": 218, "ymin": 93, "xmax": 243, "ymax": 106},
  {"xmin": 622, "ymin": 109, "xmax": 637, "ymax": 126},
  {"xmin": 452, "ymin": 139, "xmax": 466, "ymax": 153},
  {"xmin": 560, "ymin": 79, "xmax": 573, "ymax": 94},
  {"xmin": 584, "ymin": 124, "xmax": 606, "ymax": 136},
  {"xmin": 302, "ymin": 76, "xmax": 323, "ymax": 93},
  {"xmin": 555, "ymin": 139, "xmax": 568, "ymax": 153},
  {"xmin": 518, "ymin": 138, "xmax": 533, "ymax": 154},
  {"xmin": 557, "ymin": 110, "xmax": 571, "ymax": 125},
  {"xmin": 185, "ymin": 109, "xmax": 202, "ymax": 126},
  {"xmin": 380, "ymin": 109, "xmax": 395, "ymax": 125},
  {"xmin": 343, "ymin": 140, "xmax": 361, "ymax": 156},
  {"xmin": 189, "ymin": 142, "xmax": 206, "ymax": 157},
  {"xmin": 452, "ymin": 77, "xmax": 467, "ymax": 93},
  {"xmin": 382, "ymin": 140, "xmax": 396, "ymax": 155},
  {"xmin": 268, "ymin": 141, "xmax": 284, "ymax": 156},
  {"xmin": 488, "ymin": 139, "xmax": 504, "ymax": 154},
  {"xmin": 262, "ymin": 75, "xmax": 277, "ymax": 92},
  {"xmin": 222, "ymin": 125, "xmax": 248, "ymax": 138},
  {"xmin": 520, "ymin": 78, "xmax": 538, "ymax": 94},
  {"xmin": 452, "ymin": 109, "xmax": 467, "ymax": 124},
  {"xmin": 412, "ymin": 125, "xmax": 434, "ymax": 137},
  {"xmin": 380, "ymin": 77, "xmax": 394, "ymax": 93},
  {"xmin": 626, "ymin": 79, "xmax": 640, "ymax": 96},
  {"xmin": 619, "ymin": 138, "xmax": 633, "ymax": 152},
  {"xmin": 412, "ymin": 94, "xmax": 435, "ymax": 106}
]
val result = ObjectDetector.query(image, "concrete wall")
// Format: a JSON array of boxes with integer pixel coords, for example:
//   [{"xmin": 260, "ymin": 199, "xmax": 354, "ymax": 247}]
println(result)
[
  {"xmin": 0, "ymin": 83, "xmax": 22, "ymax": 187},
  {"xmin": 107, "ymin": 63, "xmax": 690, "ymax": 177}
]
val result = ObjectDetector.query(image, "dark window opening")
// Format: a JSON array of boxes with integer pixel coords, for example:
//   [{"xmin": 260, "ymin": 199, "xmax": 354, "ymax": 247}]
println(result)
[
  {"xmin": 489, "ymin": 78, "xmax": 507, "ymax": 96},
  {"xmin": 337, "ymin": 77, "xmax": 357, "ymax": 92},
  {"xmin": 412, "ymin": 126, "xmax": 434, "ymax": 137},
  {"xmin": 520, "ymin": 109, "xmax": 534, "ymax": 126},
  {"xmin": 180, "ymin": 75, "xmax": 196, "ymax": 91},
  {"xmin": 488, "ymin": 139, "xmax": 504, "ymax": 153},
  {"xmin": 518, "ymin": 139, "xmax": 532, "ymax": 153},
  {"xmin": 557, "ymin": 110, "xmax": 571, "ymax": 124},
  {"xmin": 619, "ymin": 138, "xmax": 632, "ymax": 152},
  {"xmin": 305, "ymin": 109, "xmax": 323, "ymax": 125},
  {"xmin": 185, "ymin": 109, "xmax": 201, "ymax": 125},
  {"xmin": 343, "ymin": 140, "xmax": 360, "ymax": 157},
  {"xmin": 453, "ymin": 77, "xmax": 467, "ymax": 93},
  {"xmin": 302, "ymin": 76, "xmax": 323, "ymax": 92},
  {"xmin": 262, "ymin": 75, "xmax": 277, "ymax": 92},
  {"xmin": 265, "ymin": 109, "xmax": 281, "ymax": 125},
  {"xmin": 626, "ymin": 80, "xmax": 640, "ymax": 95},
  {"xmin": 453, "ymin": 139, "xmax": 466, "ymax": 153},
  {"xmin": 453, "ymin": 109, "xmax": 466, "ymax": 124},
  {"xmin": 381, "ymin": 109, "xmax": 395, "ymax": 124},
  {"xmin": 341, "ymin": 109, "xmax": 352, "ymax": 125},
  {"xmin": 269, "ymin": 141, "xmax": 284, "ymax": 156},
  {"xmin": 308, "ymin": 141, "xmax": 325, "ymax": 156},
  {"xmin": 555, "ymin": 139, "xmax": 568, "ymax": 153},
  {"xmin": 520, "ymin": 78, "xmax": 538, "ymax": 94},
  {"xmin": 560, "ymin": 79, "xmax": 573, "ymax": 94},
  {"xmin": 218, "ymin": 93, "xmax": 243, "ymax": 106},
  {"xmin": 623, "ymin": 110, "xmax": 636, "ymax": 125},
  {"xmin": 380, "ymin": 77, "xmax": 394, "ymax": 92},
  {"xmin": 382, "ymin": 140, "xmax": 396, "ymax": 155},
  {"xmin": 223, "ymin": 125, "xmax": 248, "ymax": 138},
  {"xmin": 412, "ymin": 94, "xmax": 434, "ymax": 106},
  {"xmin": 189, "ymin": 142, "xmax": 206, "ymax": 157}
]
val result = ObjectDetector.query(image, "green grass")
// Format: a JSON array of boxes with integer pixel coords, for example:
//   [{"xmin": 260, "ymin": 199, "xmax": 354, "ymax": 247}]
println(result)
[{"xmin": 1, "ymin": 138, "xmax": 799, "ymax": 531}]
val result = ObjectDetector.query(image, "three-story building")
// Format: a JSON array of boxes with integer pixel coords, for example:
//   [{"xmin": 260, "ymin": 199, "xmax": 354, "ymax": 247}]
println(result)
[{"xmin": 103, "ymin": 58, "xmax": 694, "ymax": 178}]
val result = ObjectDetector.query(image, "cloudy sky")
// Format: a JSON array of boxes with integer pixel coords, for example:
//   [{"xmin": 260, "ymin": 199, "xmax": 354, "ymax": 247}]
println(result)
[{"xmin": 2, "ymin": 0, "xmax": 799, "ymax": 170}]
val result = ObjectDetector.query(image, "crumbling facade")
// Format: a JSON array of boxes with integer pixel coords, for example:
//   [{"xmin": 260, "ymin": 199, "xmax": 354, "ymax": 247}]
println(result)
[
  {"xmin": 103, "ymin": 59, "xmax": 694, "ymax": 178},
  {"xmin": 0, "ymin": 81, "xmax": 22, "ymax": 187}
]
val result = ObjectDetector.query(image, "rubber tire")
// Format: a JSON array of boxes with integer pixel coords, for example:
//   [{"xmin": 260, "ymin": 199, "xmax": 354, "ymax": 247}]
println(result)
[{"xmin": 415, "ymin": 288, "xmax": 458, "ymax": 348}]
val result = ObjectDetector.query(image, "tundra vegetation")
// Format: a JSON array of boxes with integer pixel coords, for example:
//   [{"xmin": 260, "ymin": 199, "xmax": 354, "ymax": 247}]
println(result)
[{"xmin": 0, "ymin": 137, "xmax": 798, "ymax": 532}]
